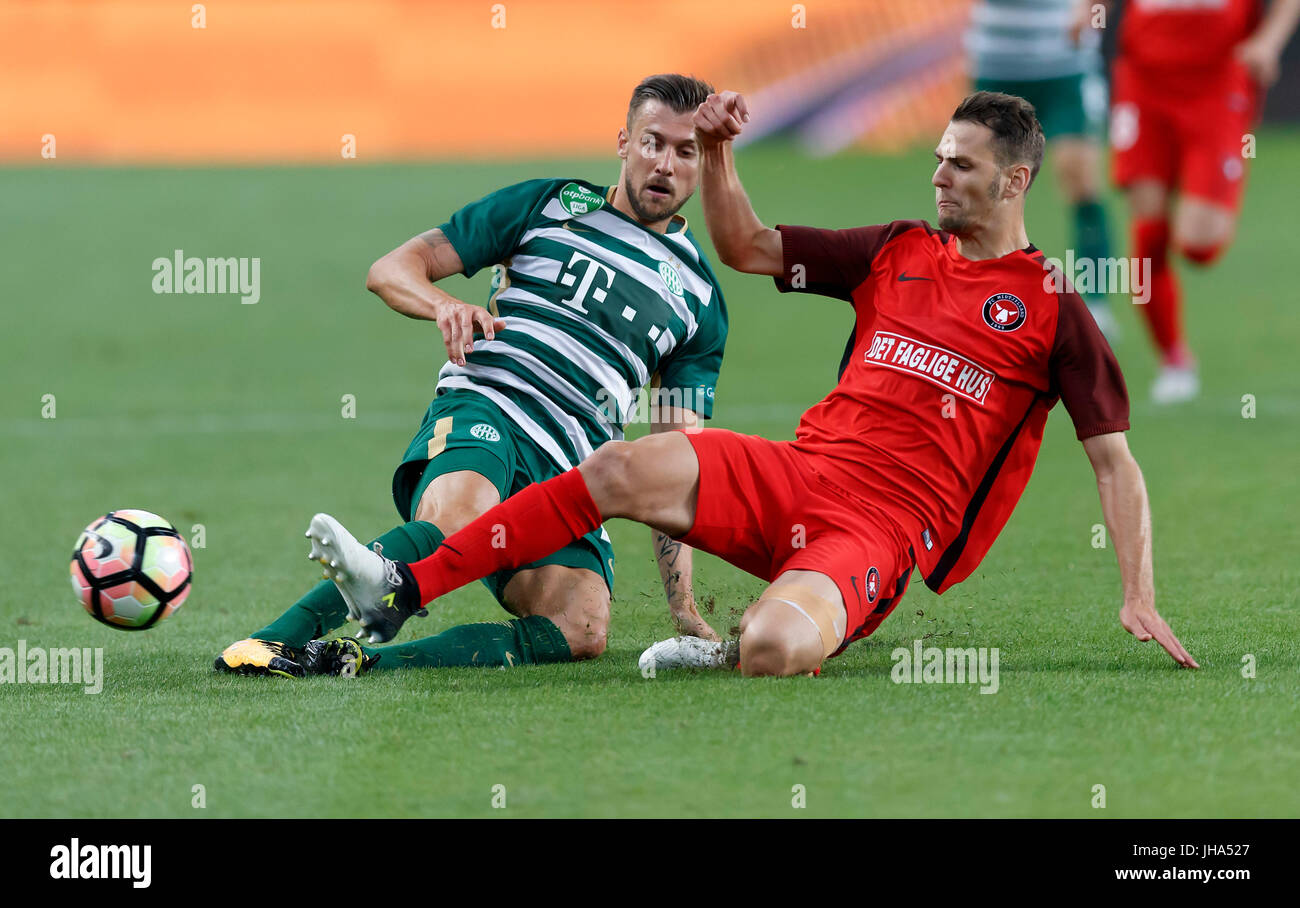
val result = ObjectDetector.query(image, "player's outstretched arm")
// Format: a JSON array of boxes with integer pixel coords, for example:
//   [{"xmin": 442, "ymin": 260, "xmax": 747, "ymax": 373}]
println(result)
[
  {"xmin": 365, "ymin": 227, "xmax": 505, "ymax": 366},
  {"xmin": 694, "ymin": 92, "xmax": 783, "ymax": 277},
  {"xmin": 648, "ymin": 405, "xmax": 719, "ymax": 641},
  {"xmin": 1082, "ymin": 432, "xmax": 1199, "ymax": 668}
]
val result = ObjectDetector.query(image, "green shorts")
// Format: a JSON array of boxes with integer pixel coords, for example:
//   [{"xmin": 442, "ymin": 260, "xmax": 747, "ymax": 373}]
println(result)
[
  {"xmin": 391, "ymin": 387, "xmax": 615, "ymax": 607},
  {"xmin": 975, "ymin": 71, "xmax": 1106, "ymax": 141}
]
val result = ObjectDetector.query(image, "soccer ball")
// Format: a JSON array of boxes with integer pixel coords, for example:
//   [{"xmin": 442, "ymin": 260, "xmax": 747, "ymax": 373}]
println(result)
[{"xmin": 69, "ymin": 510, "xmax": 193, "ymax": 630}]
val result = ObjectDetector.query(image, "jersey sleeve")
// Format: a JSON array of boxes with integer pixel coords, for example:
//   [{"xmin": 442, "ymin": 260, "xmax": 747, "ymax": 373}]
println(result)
[
  {"xmin": 656, "ymin": 281, "xmax": 728, "ymax": 419},
  {"xmin": 772, "ymin": 221, "xmax": 919, "ymax": 300},
  {"xmin": 438, "ymin": 179, "xmax": 559, "ymax": 278},
  {"xmin": 1049, "ymin": 291, "xmax": 1131, "ymax": 439}
]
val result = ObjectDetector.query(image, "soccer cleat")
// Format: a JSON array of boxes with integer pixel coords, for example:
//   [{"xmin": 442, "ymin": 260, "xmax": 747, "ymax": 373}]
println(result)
[
  {"xmin": 638, "ymin": 636, "xmax": 738, "ymax": 674},
  {"xmin": 300, "ymin": 638, "xmax": 378, "ymax": 676},
  {"xmin": 213, "ymin": 638, "xmax": 305, "ymax": 678},
  {"xmin": 1151, "ymin": 364, "xmax": 1199, "ymax": 405},
  {"xmin": 305, "ymin": 513, "xmax": 426, "ymax": 643}
]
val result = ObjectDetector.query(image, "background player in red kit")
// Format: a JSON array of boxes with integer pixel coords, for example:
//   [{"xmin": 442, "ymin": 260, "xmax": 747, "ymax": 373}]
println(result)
[
  {"xmin": 1105, "ymin": 0, "xmax": 1300, "ymax": 403},
  {"xmin": 301, "ymin": 91, "xmax": 1199, "ymax": 679}
]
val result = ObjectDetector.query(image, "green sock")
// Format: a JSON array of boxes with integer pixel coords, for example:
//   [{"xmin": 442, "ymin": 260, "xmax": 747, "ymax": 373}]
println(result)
[
  {"xmin": 361, "ymin": 615, "xmax": 572, "ymax": 669},
  {"xmin": 1073, "ymin": 198, "xmax": 1112, "ymax": 306},
  {"xmin": 251, "ymin": 520, "xmax": 446, "ymax": 647}
]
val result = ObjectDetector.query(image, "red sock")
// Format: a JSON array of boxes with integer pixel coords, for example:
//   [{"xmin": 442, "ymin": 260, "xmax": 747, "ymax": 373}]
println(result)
[
  {"xmin": 408, "ymin": 468, "xmax": 603, "ymax": 603},
  {"xmin": 1133, "ymin": 217, "xmax": 1190, "ymax": 366}
]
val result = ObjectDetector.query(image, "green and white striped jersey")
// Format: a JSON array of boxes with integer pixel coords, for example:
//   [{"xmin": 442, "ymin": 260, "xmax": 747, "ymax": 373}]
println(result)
[
  {"xmin": 436, "ymin": 178, "xmax": 729, "ymax": 472},
  {"xmin": 966, "ymin": 0, "xmax": 1101, "ymax": 81}
]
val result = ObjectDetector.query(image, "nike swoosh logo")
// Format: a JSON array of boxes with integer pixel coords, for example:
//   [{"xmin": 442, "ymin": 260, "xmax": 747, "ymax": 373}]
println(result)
[
  {"xmin": 849, "ymin": 575, "xmax": 863, "ymax": 607},
  {"xmin": 898, "ymin": 272, "xmax": 933, "ymax": 282}
]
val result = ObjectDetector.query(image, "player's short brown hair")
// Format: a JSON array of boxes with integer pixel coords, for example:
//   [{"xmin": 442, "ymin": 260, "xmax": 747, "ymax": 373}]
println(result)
[
  {"xmin": 950, "ymin": 91, "xmax": 1046, "ymax": 189},
  {"xmin": 627, "ymin": 74, "xmax": 715, "ymax": 130}
]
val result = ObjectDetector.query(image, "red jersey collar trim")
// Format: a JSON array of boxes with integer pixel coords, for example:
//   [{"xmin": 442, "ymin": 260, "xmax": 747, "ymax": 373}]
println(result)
[{"xmin": 940, "ymin": 234, "xmax": 1039, "ymax": 264}]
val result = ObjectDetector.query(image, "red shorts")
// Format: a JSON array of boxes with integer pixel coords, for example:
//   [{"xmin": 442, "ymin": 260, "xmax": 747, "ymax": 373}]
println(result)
[
  {"xmin": 1110, "ymin": 56, "xmax": 1259, "ymax": 210},
  {"xmin": 679, "ymin": 429, "xmax": 916, "ymax": 656}
]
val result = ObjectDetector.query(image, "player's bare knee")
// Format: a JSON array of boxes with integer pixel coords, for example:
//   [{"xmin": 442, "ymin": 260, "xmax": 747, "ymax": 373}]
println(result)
[
  {"xmin": 562, "ymin": 600, "xmax": 609, "ymax": 661},
  {"xmin": 507, "ymin": 567, "xmax": 609, "ymax": 660},
  {"xmin": 739, "ymin": 607, "xmax": 755, "ymax": 636},
  {"xmin": 739, "ymin": 626, "xmax": 802, "ymax": 677},
  {"xmin": 579, "ymin": 442, "xmax": 637, "ymax": 515},
  {"xmin": 739, "ymin": 609, "xmax": 810, "ymax": 677}
]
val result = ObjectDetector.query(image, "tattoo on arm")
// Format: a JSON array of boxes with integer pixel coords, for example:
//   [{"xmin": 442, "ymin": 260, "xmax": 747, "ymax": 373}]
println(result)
[
  {"xmin": 654, "ymin": 532, "xmax": 685, "ymax": 600},
  {"xmin": 419, "ymin": 227, "xmax": 450, "ymax": 249},
  {"xmin": 413, "ymin": 227, "xmax": 465, "ymax": 280},
  {"xmin": 656, "ymin": 532, "xmax": 682, "ymax": 566}
]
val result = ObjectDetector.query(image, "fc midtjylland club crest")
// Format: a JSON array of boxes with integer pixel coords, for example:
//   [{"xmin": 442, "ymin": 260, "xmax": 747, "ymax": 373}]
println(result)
[
  {"xmin": 982, "ymin": 292, "xmax": 1027, "ymax": 332},
  {"xmin": 559, "ymin": 182, "xmax": 605, "ymax": 217},
  {"xmin": 865, "ymin": 566, "xmax": 880, "ymax": 603}
]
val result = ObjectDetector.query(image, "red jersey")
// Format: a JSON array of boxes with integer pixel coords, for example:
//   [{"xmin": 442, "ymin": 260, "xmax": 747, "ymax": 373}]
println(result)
[
  {"xmin": 1119, "ymin": 0, "xmax": 1262, "ymax": 74},
  {"xmin": 775, "ymin": 221, "xmax": 1129, "ymax": 594}
]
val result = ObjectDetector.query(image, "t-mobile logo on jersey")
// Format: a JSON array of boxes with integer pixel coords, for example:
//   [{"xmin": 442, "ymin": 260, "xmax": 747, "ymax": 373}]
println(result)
[{"xmin": 864, "ymin": 331, "xmax": 995, "ymax": 405}]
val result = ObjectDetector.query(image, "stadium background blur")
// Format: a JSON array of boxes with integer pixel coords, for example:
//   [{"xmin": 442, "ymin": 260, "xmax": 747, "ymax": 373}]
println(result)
[
  {"xmin": 2, "ymin": 1, "xmax": 1298, "ymax": 818},
  {"xmin": 10, "ymin": 0, "xmax": 1297, "ymax": 162}
]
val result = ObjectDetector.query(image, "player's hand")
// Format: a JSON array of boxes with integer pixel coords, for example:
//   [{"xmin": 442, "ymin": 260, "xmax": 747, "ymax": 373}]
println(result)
[
  {"xmin": 693, "ymin": 91, "xmax": 750, "ymax": 148},
  {"xmin": 1119, "ymin": 601, "xmax": 1199, "ymax": 668},
  {"xmin": 1235, "ymin": 35, "xmax": 1283, "ymax": 87},
  {"xmin": 670, "ymin": 600, "xmax": 721, "ymax": 642},
  {"xmin": 432, "ymin": 298, "xmax": 506, "ymax": 367}
]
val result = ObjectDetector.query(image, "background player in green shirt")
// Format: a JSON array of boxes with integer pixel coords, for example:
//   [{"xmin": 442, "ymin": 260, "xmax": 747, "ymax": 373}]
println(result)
[
  {"xmin": 967, "ymin": 0, "xmax": 1118, "ymax": 338},
  {"xmin": 215, "ymin": 74, "xmax": 728, "ymax": 676}
]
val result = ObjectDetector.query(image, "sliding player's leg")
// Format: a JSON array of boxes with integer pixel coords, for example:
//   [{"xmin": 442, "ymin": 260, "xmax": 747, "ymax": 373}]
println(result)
[
  {"xmin": 341, "ymin": 564, "xmax": 610, "ymax": 673},
  {"xmin": 640, "ymin": 451, "xmax": 918, "ymax": 677},
  {"xmin": 307, "ymin": 430, "xmax": 702, "ymax": 642},
  {"xmin": 735, "ymin": 508, "xmax": 915, "ymax": 677},
  {"xmin": 214, "ymin": 390, "xmax": 508, "ymax": 676},
  {"xmin": 736, "ymin": 570, "xmax": 845, "ymax": 677},
  {"xmin": 213, "ymin": 470, "xmax": 491, "ymax": 677}
]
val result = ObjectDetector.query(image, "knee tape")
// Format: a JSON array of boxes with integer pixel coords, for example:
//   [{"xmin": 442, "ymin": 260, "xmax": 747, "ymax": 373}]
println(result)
[{"xmin": 756, "ymin": 585, "xmax": 846, "ymax": 659}]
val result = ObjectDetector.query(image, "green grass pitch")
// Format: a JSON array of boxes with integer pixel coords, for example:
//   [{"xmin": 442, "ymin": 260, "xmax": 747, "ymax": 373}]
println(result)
[{"xmin": 2, "ymin": 135, "xmax": 1297, "ymax": 818}]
